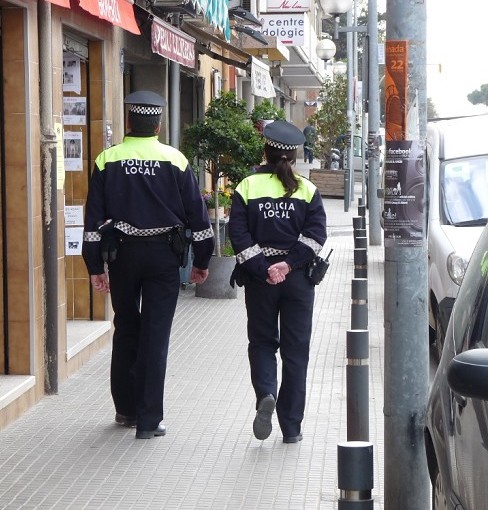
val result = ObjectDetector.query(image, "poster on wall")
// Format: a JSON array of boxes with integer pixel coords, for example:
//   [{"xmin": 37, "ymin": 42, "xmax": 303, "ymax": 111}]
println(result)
[
  {"xmin": 64, "ymin": 205, "xmax": 84, "ymax": 226},
  {"xmin": 63, "ymin": 97, "xmax": 86, "ymax": 125},
  {"xmin": 383, "ymin": 140, "xmax": 425, "ymax": 247},
  {"xmin": 63, "ymin": 53, "xmax": 81, "ymax": 94},
  {"xmin": 65, "ymin": 227, "xmax": 83, "ymax": 256},
  {"xmin": 63, "ymin": 131, "xmax": 83, "ymax": 171}
]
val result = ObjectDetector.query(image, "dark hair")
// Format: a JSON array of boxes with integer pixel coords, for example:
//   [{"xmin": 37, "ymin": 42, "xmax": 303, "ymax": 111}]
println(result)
[
  {"xmin": 128, "ymin": 111, "xmax": 161, "ymax": 135},
  {"xmin": 264, "ymin": 143, "xmax": 299, "ymax": 198}
]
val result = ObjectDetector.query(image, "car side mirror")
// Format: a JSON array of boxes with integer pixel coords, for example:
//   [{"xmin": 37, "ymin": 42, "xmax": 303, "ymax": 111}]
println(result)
[{"xmin": 447, "ymin": 348, "xmax": 488, "ymax": 401}]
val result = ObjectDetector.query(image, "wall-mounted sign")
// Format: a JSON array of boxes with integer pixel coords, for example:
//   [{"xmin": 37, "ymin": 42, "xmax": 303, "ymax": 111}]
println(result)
[
  {"xmin": 151, "ymin": 17, "xmax": 196, "ymax": 69},
  {"xmin": 260, "ymin": 13, "xmax": 305, "ymax": 46},
  {"xmin": 265, "ymin": 0, "xmax": 310, "ymax": 12}
]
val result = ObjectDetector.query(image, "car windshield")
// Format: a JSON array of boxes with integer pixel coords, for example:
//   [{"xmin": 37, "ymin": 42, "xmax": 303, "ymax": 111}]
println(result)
[{"xmin": 441, "ymin": 156, "xmax": 488, "ymax": 225}]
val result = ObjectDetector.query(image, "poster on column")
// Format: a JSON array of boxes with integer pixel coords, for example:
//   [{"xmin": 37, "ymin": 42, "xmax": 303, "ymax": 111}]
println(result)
[
  {"xmin": 63, "ymin": 131, "xmax": 83, "ymax": 171},
  {"xmin": 383, "ymin": 140, "xmax": 425, "ymax": 247},
  {"xmin": 385, "ymin": 40, "xmax": 408, "ymax": 141}
]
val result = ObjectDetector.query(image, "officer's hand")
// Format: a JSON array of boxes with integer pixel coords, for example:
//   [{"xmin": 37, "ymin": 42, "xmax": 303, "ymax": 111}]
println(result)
[
  {"xmin": 90, "ymin": 274, "xmax": 110, "ymax": 293},
  {"xmin": 267, "ymin": 262, "xmax": 290, "ymax": 284},
  {"xmin": 191, "ymin": 267, "xmax": 209, "ymax": 284}
]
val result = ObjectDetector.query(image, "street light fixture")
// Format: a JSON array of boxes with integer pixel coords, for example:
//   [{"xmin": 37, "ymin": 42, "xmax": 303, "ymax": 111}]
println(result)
[
  {"xmin": 320, "ymin": 0, "xmax": 353, "ymax": 16},
  {"xmin": 316, "ymin": 37, "xmax": 337, "ymax": 62}
]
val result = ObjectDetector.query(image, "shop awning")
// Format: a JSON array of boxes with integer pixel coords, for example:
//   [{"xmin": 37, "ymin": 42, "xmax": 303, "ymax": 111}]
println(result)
[
  {"xmin": 78, "ymin": 0, "xmax": 140, "ymax": 35},
  {"xmin": 182, "ymin": 22, "xmax": 251, "ymax": 70}
]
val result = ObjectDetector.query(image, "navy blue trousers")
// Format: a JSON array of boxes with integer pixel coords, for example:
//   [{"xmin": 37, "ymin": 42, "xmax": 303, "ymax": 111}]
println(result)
[
  {"xmin": 244, "ymin": 269, "xmax": 315, "ymax": 437},
  {"xmin": 108, "ymin": 240, "xmax": 180, "ymax": 431}
]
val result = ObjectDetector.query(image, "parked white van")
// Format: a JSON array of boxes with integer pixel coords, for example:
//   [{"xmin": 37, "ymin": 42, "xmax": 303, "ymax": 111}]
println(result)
[{"xmin": 427, "ymin": 115, "xmax": 488, "ymax": 359}]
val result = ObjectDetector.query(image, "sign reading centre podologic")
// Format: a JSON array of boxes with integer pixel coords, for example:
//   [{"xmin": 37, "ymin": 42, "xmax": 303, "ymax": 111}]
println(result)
[{"xmin": 383, "ymin": 140, "xmax": 425, "ymax": 247}]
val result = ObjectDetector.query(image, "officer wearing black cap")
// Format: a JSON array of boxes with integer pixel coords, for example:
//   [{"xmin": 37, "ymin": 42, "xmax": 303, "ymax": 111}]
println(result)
[
  {"xmin": 229, "ymin": 120, "xmax": 327, "ymax": 444},
  {"xmin": 82, "ymin": 90, "xmax": 214, "ymax": 439}
]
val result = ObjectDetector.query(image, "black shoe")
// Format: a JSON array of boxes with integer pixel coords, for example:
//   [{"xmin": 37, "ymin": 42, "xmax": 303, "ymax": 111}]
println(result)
[
  {"xmin": 253, "ymin": 394, "xmax": 275, "ymax": 440},
  {"xmin": 115, "ymin": 413, "xmax": 137, "ymax": 428},
  {"xmin": 283, "ymin": 433, "xmax": 303, "ymax": 444},
  {"xmin": 135, "ymin": 423, "xmax": 167, "ymax": 439}
]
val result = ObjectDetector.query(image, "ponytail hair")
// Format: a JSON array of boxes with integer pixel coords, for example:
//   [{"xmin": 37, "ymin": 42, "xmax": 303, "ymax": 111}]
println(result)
[{"xmin": 264, "ymin": 143, "xmax": 299, "ymax": 198}]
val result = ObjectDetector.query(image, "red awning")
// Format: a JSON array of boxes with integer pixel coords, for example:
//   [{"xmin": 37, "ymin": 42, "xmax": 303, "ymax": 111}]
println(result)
[
  {"xmin": 45, "ymin": 0, "xmax": 71, "ymax": 8},
  {"xmin": 78, "ymin": 0, "xmax": 140, "ymax": 35}
]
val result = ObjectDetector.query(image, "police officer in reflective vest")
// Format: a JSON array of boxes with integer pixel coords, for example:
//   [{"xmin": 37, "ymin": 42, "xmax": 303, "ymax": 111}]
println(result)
[
  {"xmin": 82, "ymin": 91, "xmax": 214, "ymax": 439},
  {"xmin": 229, "ymin": 120, "xmax": 327, "ymax": 443}
]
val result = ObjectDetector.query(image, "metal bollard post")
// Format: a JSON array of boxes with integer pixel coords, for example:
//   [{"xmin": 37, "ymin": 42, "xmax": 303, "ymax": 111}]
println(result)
[
  {"xmin": 358, "ymin": 204, "xmax": 366, "ymax": 219},
  {"xmin": 346, "ymin": 329, "xmax": 369, "ymax": 441},
  {"xmin": 351, "ymin": 278, "xmax": 368, "ymax": 330},
  {"xmin": 354, "ymin": 236, "xmax": 367, "ymax": 249},
  {"xmin": 352, "ymin": 216, "xmax": 365, "ymax": 231},
  {"xmin": 353, "ymin": 228, "xmax": 367, "ymax": 240},
  {"xmin": 354, "ymin": 248, "xmax": 367, "ymax": 279},
  {"xmin": 337, "ymin": 441, "xmax": 374, "ymax": 509}
]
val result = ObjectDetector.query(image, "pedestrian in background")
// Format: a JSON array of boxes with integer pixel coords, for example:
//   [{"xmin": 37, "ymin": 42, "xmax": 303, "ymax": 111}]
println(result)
[
  {"xmin": 229, "ymin": 120, "xmax": 327, "ymax": 443},
  {"xmin": 303, "ymin": 118, "xmax": 316, "ymax": 164},
  {"xmin": 82, "ymin": 91, "xmax": 214, "ymax": 439}
]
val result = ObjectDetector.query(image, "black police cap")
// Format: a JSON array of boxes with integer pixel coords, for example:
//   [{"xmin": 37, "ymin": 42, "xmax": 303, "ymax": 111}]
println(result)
[
  {"xmin": 124, "ymin": 90, "xmax": 167, "ymax": 116},
  {"xmin": 264, "ymin": 120, "xmax": 306, "ymax": 150}
]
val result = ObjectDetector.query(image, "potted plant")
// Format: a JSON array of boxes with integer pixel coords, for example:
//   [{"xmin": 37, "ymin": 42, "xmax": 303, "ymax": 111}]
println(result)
[
  {"xmin": 250, "ymin": 99, "xmax": 286, "ymax": 134},
  {"xmin": 182, "ymin": 92, "xmax": 264, "ymax": 298}
]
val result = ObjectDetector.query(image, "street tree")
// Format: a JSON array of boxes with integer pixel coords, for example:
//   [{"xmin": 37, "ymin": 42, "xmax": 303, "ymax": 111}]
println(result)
[
  {"xmin": 312, "ymin": 73, "xmax": 349, "ymax": 168},
  {"xmin": 467, "ymin": 84, "xmax": 488, "ymax": 107}
]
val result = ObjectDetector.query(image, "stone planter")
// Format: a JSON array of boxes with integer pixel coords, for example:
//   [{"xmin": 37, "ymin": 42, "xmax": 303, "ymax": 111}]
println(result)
[
  {"xmin": 207, "ymin": 207, "xmax": 225, "ymax": 221},
  {"xmin": 195, "ymin": 255, "xmax": 238, "ymax": 299}
]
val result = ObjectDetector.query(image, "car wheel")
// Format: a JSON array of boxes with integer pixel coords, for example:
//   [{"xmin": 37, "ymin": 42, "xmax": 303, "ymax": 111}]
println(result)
[{"xmin": 432, "ymin": 465, "xmax": 448, "ymax": 510}]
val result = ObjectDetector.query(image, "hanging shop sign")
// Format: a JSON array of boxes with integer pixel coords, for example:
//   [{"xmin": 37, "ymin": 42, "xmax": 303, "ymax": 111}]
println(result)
[
  {"xmin": 151, "ymin": 18, "xmax": 196, "ymax": 69},
  {"xmin": 78, "ymin": 0, "xmax": 140, "ymax": 35},
  {"xmin": 251, "ymin": 57, "xmax": 276, "ymax": 99},
  {"xmin": 383, "ymin": 140, "xmax": 425, "ymax": 248}
]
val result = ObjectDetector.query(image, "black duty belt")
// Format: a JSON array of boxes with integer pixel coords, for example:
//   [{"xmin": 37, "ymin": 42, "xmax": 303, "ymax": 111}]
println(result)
[{"xmin": 117, "ymin": 232, "xmax": 171, "ymax": 243}]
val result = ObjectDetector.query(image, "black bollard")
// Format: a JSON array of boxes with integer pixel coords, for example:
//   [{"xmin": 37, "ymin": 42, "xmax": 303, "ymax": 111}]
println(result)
[
  {"xmin": 351, "ymin": 278, "xmax": 368, "ymax": 330},
  {"xmin": 337, "ymin": 441, "xmax": 374, "ymax": 509},
  {"xmin": 354, "ymin": 248, "xmax": 367, "ymax": 279},
  {"xmin": 346, "ymin": 329, "xmax": 369, "ymax": 441},
  {"xmin": 354, "ymin": 236, "xmax": 368, "ymax": 250}
]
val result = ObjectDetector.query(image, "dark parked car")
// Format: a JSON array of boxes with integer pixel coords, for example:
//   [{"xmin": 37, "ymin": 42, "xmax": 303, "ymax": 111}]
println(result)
[{"xmin": 425, "ymin": 222, "xmax": 488, "ymax": 510}]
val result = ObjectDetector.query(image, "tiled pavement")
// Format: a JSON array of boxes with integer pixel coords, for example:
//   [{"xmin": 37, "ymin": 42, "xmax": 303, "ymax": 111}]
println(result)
[{"xmin": 0, "ymin": 164, "xmax": 386, "ymax": 509}]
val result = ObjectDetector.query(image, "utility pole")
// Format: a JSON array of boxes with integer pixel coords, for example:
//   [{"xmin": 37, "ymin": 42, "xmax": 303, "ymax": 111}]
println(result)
[
  {"xmin": 367, "ymin": 0, "xmax": 381, "ymax": 245},
  {"xmin": 383, "ymin": 1, "xmax": 429, "ymax": 508}
]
